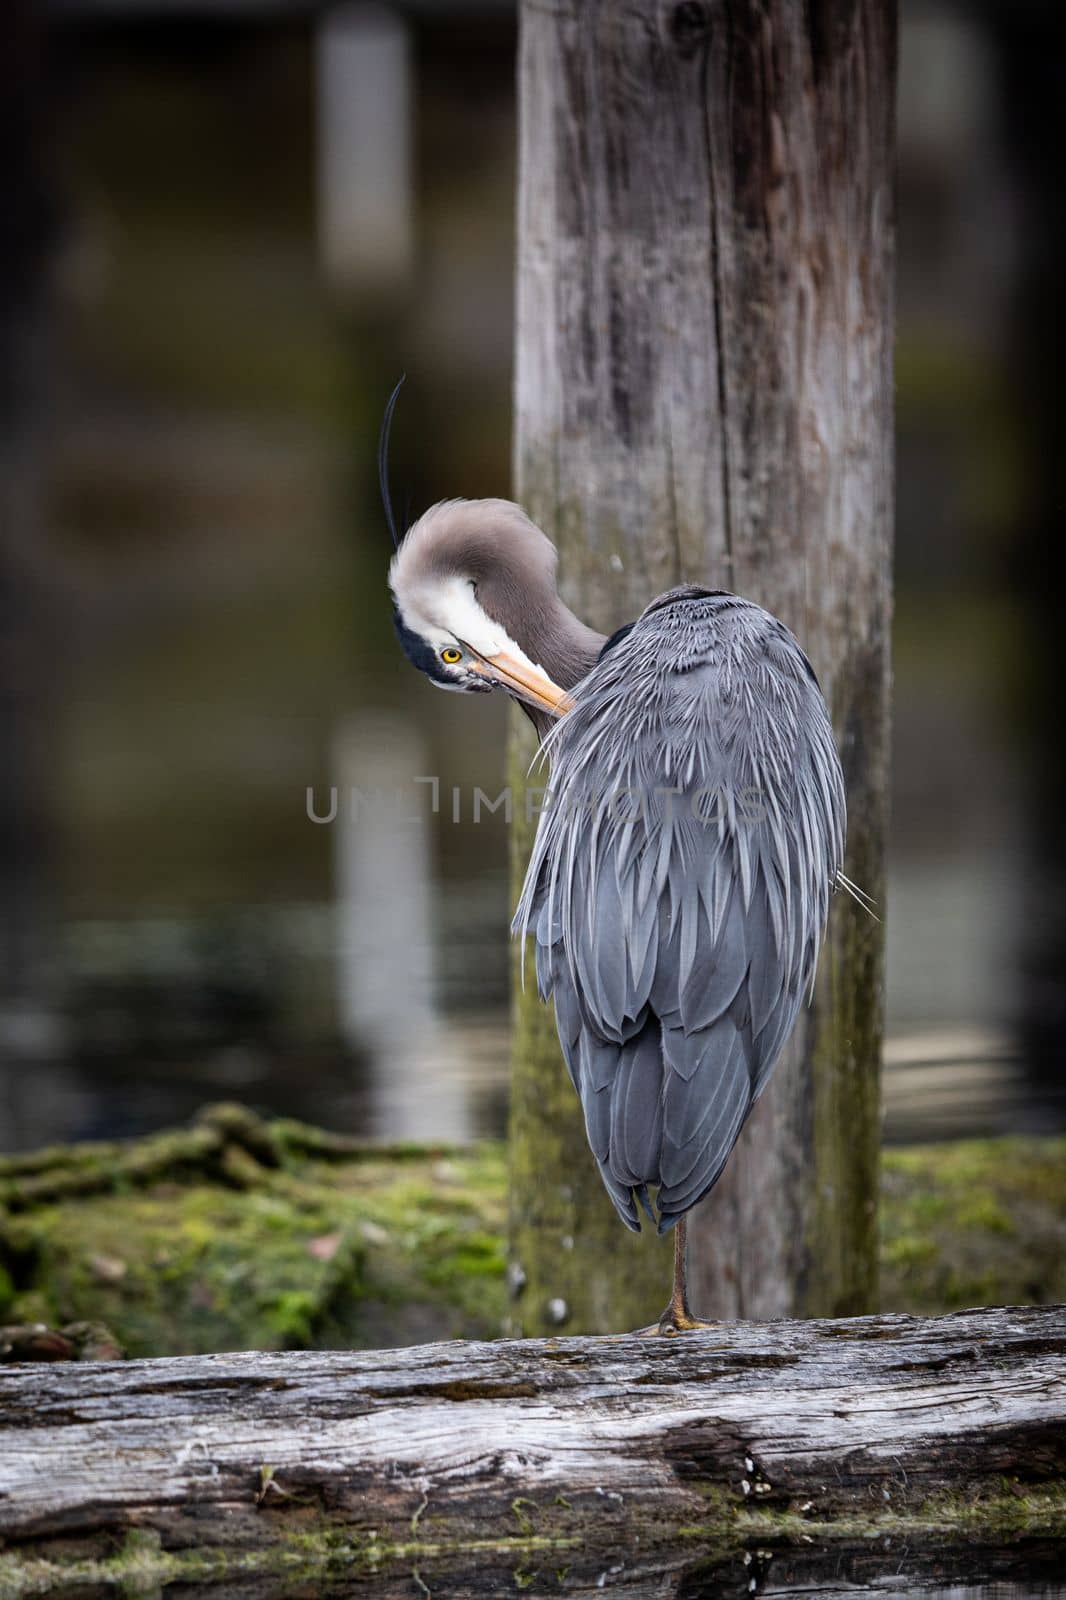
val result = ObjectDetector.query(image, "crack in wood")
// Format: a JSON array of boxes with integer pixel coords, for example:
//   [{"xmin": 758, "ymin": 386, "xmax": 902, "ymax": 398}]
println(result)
[{"xmin": 700, "ymin": 2, "xmax": 735, "ymax": 589}]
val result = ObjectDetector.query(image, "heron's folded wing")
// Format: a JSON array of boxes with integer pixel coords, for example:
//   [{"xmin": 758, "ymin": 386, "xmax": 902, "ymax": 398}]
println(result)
[{"xmin": 515, "ymin": 596, "xmax": 845, "ymax": 1229}]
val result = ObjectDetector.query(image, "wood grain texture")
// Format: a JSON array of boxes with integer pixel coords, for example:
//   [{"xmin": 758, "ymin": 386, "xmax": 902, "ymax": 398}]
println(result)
[
  {"xmin": 0, "ymin": 1306, "xmax": 1062, "ymax": 1596},
  {"xmin": 511, "ymin": 0, "xmax": 896, "ymax": 1333}
]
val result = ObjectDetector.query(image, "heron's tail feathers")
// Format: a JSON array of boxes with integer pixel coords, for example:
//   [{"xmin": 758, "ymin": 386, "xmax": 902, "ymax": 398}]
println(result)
[{"xmin": 603, "ymin": 1184, "xmax": 705, "ymax": 1236}]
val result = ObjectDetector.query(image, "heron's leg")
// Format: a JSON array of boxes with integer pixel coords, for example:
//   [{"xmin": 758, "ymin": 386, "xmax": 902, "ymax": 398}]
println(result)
[
  {"xmin": 631, "ymin": 1215, "xmax": 716, "ymax": 1335},
  {"xmin": 655, "ymin": 1217, "xmax": 714, "ymax": 1334}
]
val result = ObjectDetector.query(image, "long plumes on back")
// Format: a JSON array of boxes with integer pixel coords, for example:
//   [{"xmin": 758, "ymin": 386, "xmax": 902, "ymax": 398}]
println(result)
[
  {"xmin": 378, "ymin": 375, "xmax": 406, "ymax": 551},
  {"xmin": 514, "ymin": 590, "xmax": 846, "ymax": 1235},
  {"xmin": 836, "ymin": 870, "xmax": 879, "ymax": 919}
]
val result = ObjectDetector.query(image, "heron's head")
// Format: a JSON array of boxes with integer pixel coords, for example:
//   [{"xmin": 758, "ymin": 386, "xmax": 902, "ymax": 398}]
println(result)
[{"xmin": 388, "ymin": 498, "xmax": 575, "ymax": 720}]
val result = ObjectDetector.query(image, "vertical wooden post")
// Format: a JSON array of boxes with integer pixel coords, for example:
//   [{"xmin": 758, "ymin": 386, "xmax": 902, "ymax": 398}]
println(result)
[{"xmin": 509, "ymin": 0, "xmax": 895, "ymax": 1334}]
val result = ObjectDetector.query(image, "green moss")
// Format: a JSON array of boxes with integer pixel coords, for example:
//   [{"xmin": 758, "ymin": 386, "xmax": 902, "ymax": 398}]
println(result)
[
  {"xmin": 719, "ymin": 1480, "xmax": 1066, "ymax": 1545},
  {"xmin": 0, "ymin": 1522, "xmax": 379, "ymax": 1600},
  {"xmin": 882, "ymin": 1233, "xmax": 938, "ymax": 1271},
  {"xmin": 2, "ymin": 1111, "xmax": 1064, "ymax": 1358},
  {"xmin": 0, "ymin": 1107, "xmax": 506, "ymax": 1356},
  {"xmin": 806, "ymin": 865, "xmax": 884, "ymax": 1318},
  {"xmin": 879, "ymin": 1137, "xmax": 1066, "ymax": 1313}
]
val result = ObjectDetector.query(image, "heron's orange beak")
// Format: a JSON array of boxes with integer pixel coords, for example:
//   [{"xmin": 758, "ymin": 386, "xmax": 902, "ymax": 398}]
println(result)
[{"xmin": 470, "ymin": 649, "xmax": 573, "ymax": 718}]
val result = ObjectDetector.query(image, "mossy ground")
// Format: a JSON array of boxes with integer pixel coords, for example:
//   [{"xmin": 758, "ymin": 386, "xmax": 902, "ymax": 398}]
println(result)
[
  {"xmin": 879, "ymin": 1136, "xmax": 1066, "ymax": 1313},
  {"xmin": 0, "ymin": 1110, "xmax": 507, "ymax": 1355},
  {"xmin": 0, "ymin": 1109, "xmax": 1063, "ymax": 1357}
]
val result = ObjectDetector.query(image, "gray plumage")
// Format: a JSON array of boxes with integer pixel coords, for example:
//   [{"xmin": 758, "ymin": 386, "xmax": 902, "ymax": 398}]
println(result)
[
  {"xmin": 387, "ymin": 492, "xmax": 849, "ymax": 1247},
  {"xmin": 513, "ymin": 585, "xmax": 845, "ymax": 1235}
]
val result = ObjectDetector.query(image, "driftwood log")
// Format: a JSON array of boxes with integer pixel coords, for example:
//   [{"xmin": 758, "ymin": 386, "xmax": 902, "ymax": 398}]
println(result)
[{"xmin": 1, "ymin": 1305, "xmax": 1063, "ymax": 1598}]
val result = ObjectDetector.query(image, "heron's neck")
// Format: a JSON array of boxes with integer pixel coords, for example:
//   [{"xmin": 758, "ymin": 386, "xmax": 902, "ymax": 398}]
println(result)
[
  {"xmin": 518, "ymin": 595, "xmax": 605, "ymax": 739},
  {"xmin": 537, "ymin": 597, "xmax": 605, "ymax": 690},
  {"xmin": 471, "ymin": 559, "xmax": 604, "ymax": 734}
]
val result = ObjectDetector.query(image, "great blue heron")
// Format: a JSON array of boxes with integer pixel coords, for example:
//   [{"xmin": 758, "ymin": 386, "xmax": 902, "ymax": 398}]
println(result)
[{"xmin": 383, "ymin": 395, "xmax": 862, "ymax": 1333}]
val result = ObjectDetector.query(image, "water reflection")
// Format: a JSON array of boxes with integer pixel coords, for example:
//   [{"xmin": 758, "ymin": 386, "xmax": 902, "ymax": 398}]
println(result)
[
  {"xmin": 21, "ymin": 1539, "xmax": 1061, "ymax": 1599},
  {"xmin": 4, "ymin": 888, "xmax": 1064, "ymax": 1156},
  {"xmin": 332, "ymin": 711, "xmax": 463, "ymax": 1138},
  {"xmin": 0, "ymin": 896, "xmax": 510, "ymax": 1153}
]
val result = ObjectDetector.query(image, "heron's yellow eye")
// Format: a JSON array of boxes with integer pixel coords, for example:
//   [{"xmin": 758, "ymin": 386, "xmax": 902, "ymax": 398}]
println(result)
[{"xmin": 441, "ymin": 647, "xmax": 462, "ymax": 664}]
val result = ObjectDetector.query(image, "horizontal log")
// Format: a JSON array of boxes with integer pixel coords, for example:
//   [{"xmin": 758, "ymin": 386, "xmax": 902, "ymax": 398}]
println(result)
[{"xmin": 0, "ymin": 1305, "xmax": 1064, "ymax": 1598}]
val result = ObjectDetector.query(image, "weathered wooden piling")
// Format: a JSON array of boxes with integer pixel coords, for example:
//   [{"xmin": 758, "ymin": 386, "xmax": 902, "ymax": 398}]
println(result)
[{"xmin": 509, "ymin": 0, "xmax": 896, "ymax": 1334}]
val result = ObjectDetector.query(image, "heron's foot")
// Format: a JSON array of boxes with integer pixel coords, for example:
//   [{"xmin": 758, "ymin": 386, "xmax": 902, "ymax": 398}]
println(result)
[
  {"xmin": 656, "ymin": 1303, "xmax": 716, "ymax": 1335},
  {"xmin": 630, "ymin": 1306, "xmax": 716, "ymax": 1336}
]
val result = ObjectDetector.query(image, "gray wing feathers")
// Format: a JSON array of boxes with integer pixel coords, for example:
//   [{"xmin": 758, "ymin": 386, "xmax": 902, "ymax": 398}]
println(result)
[
  {"xmin": 660, "ymin": 1016, "xmax": 751, "ymax": 1218},
  {"xmin": 515, "ymin": 593, "xmax": 845, "ymax": 1233}
]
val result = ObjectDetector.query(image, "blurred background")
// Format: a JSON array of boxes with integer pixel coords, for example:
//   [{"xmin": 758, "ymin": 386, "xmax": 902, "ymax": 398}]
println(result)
[{"xmin": 2, "ymin": 0, "xmax": 1063, "ymax": 1156}]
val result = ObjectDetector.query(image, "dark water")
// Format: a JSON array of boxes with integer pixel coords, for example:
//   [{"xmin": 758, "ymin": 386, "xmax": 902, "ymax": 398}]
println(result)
[
  {"xmin": 3, "ymin": 894, "xmax": 1065, "ymax": 1156},
  {"xmin": 24, "ymin": 1540, "xmax": 1066, "ymax": 1599}
]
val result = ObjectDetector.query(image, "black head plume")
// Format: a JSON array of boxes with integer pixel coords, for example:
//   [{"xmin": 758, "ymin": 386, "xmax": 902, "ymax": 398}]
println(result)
[{"xmin": 378, "ymin": 374, "xmax": 406, "ymax": 550}]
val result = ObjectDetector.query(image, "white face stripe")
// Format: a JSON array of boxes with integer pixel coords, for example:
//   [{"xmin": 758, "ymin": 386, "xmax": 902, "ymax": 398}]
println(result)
[{"xmin": 394, "ymin": 574, "xmax": 547, "ymax": 676}]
